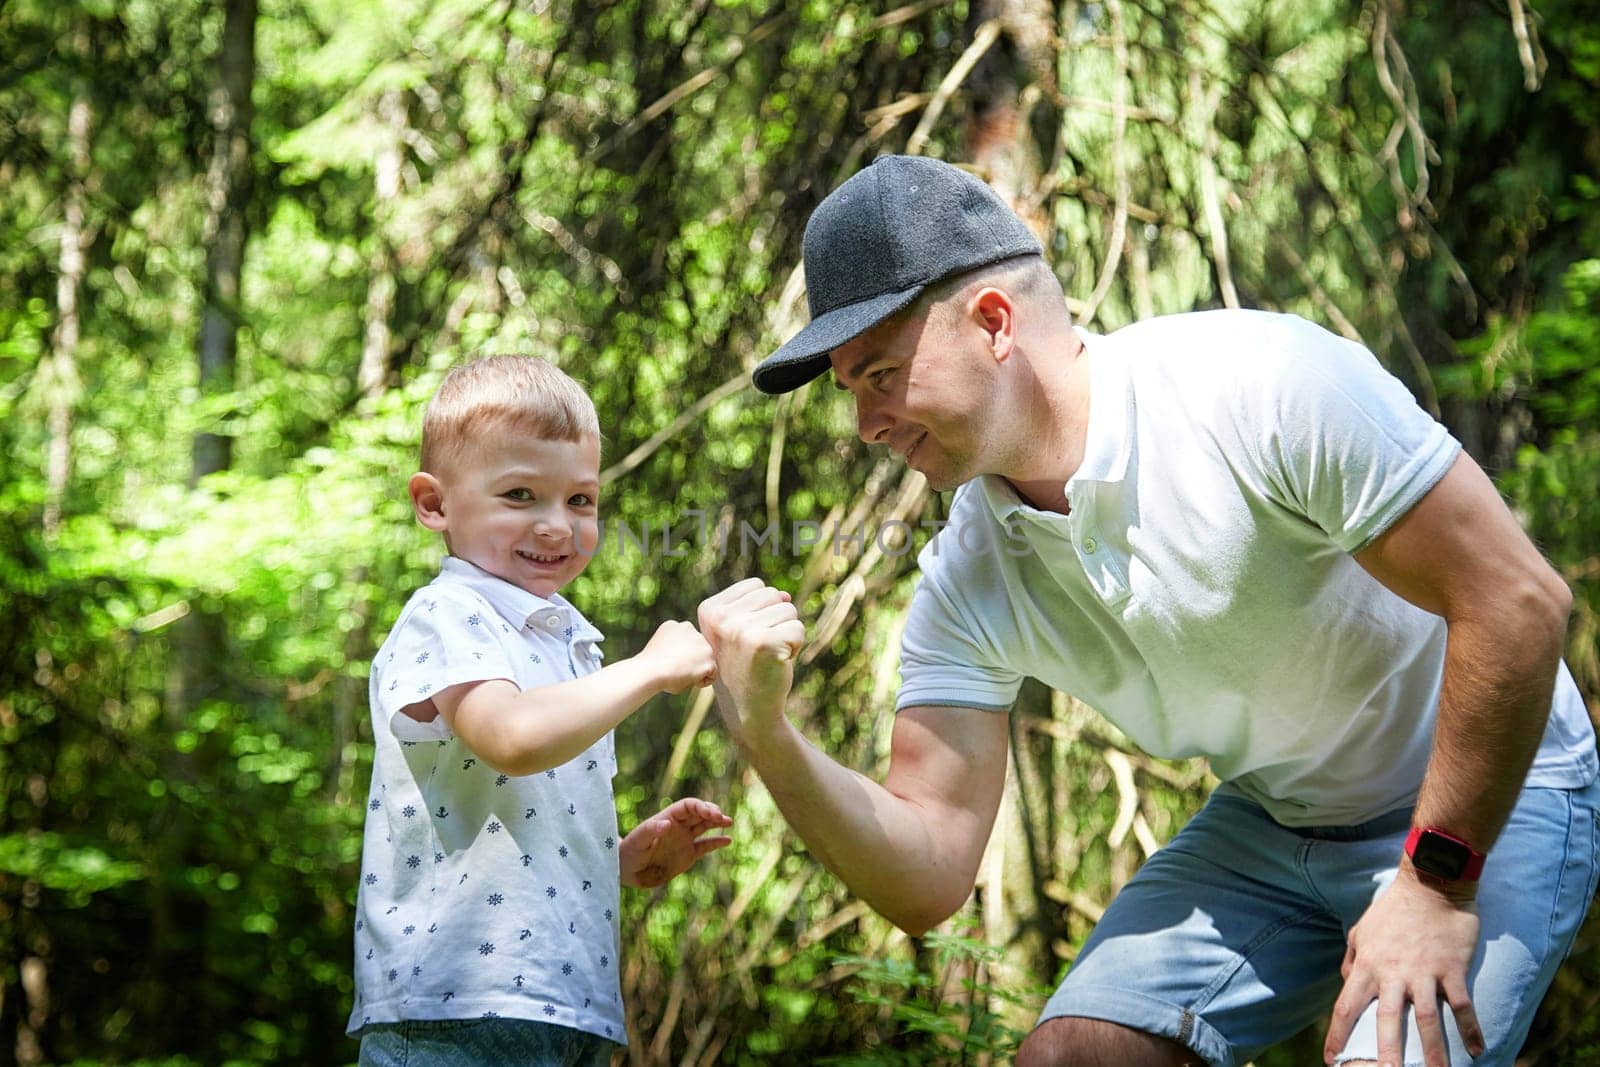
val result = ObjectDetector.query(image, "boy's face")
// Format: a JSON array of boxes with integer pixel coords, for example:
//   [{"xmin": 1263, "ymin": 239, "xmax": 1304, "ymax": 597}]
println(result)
[{"xmin": 414, "ymin": 433, "xmax": 602, "ymax": 599}]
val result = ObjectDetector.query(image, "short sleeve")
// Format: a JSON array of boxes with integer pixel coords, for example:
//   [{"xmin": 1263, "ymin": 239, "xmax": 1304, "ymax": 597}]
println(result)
[
  {"xmin": 894, "ymin": 545, "xmax": 1023, "ymax": 714},
  {"xmin": 371, "ymin": 590, "xmax": 520, "ymax": 741},
  {"xmin": 1243, "ymin": 319, "xmax": 1460, "ymax": 553}
]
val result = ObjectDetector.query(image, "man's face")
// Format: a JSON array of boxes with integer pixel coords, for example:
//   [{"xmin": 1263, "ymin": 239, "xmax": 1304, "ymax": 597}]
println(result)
[
  {"xmin": 432, "ymin": 434, "xmax": 601, "ymax": 599},
  {"xmin": 829, "ymin": 303, "xmax": 996, "ymax": 491}
]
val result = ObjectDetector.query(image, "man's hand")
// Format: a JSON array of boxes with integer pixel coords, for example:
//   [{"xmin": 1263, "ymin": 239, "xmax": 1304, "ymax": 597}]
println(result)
[
  {"xmin": 1323, "ymin": 867, "xmax": 1487, "ymax": 1067},
  {"xmin": 697, "ymin": 579, "xmax": 806, "ymax": 750},
  {"xmin": 636, "ymin": 620, "xmax": 717, "ymax": 694},
  {"xmin": 618, "ymin": 797, "xmax": 733, "ymax": 888}
]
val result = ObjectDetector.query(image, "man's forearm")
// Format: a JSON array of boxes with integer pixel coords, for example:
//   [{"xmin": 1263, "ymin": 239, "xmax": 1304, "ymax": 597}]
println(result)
[
  {"xmin": 735, "ymin": 716, "xmax": 979, "ymax": 935},
  {"xmin": 1412, "ymin": 594, "xmax": 1570, "ymax": 859}
]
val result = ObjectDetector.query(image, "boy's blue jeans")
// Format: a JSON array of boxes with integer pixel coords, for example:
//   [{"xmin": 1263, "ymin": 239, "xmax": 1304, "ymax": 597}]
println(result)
[
  {"xmin": 358, "ymin": 1019, "xmax": 617, "ymax": 1067},
  {"xmin": 1039, "ymin": 776, "xmax": 1600, "ymax": 1067}
]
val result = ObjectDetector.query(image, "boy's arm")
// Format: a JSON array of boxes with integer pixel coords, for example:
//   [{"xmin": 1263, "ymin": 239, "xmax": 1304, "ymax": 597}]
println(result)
[{"xmin": 429, "ymin": 620, "xmax": 714, "ymax": 777}]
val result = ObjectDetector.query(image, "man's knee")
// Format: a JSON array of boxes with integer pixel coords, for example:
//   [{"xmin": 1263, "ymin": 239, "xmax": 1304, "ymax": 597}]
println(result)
[{"xmin": 1016, "ymin": 1016, "xmax": 1202, "ymax": 1067}]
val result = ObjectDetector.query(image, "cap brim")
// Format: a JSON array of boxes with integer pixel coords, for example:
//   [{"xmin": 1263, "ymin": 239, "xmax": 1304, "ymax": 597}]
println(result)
[{"xmin": 753, "ymin": 285, "xmax": 926, "ymax": 395}]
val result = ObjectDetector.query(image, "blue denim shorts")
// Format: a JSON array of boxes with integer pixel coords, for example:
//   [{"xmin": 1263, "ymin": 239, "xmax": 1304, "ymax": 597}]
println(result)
[
  {"xmin": 357, "ymin": 1018, "xmax": 618, "ymax": 1067},
  {"xmin": 1039, "ymin": 776, "xmax": 1600, "ymax": 1067}
]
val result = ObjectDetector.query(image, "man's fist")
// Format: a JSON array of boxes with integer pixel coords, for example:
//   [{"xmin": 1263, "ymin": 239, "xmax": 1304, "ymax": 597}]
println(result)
[{"xmin": 697, "ymin": 579, "xmax": 806, "ymax": 746}]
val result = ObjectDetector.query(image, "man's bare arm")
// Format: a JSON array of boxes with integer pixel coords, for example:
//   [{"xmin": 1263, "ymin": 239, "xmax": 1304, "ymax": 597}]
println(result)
[
  {"xmin": 738, "ymin": 704, "xmax": 1008, "ymax": 934},
  {"xmin": 1325, "ymin": 451, "xmax": 1571, "ymax": 1066},
  {"xmin": 1354, "ymin": 451, "xmax": 1571, "ymax": 853},
  {"xmin": 699, "ymin": 579, "xmax": 1009, "ymax": 934}
]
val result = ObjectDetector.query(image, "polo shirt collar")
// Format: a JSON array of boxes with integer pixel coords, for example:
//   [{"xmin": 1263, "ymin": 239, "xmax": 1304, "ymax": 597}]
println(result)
[
  {"xmin": 973, "ymin": 328, "xmax": 1133, "ymax": 522},
  {"xmin": 1066, "ymin": 328, "xmax": 1133, "ymax": 488},
  {"xmin": 437, "ymin": 556, "xmax": 604, "ymax": 642}
]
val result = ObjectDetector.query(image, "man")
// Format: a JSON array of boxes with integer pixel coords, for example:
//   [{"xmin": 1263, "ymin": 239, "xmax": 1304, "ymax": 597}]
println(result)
[{"xmin": 696, "ymin": 155, "xmax": 1600, "ymax": 1067}]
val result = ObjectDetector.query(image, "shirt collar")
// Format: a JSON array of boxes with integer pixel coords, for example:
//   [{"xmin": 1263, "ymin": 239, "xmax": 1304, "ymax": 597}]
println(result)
[
  {"xmin": 973, "ymin": 473, "xmax": 1028, "ymax": 521},
  {"xmin": 974, "ymin": 328, "xmax": 1133, "ymax": 522},
  {"xmin": 1066, "ymin": 328, "xmax": 1133, "ymax": 488},
  {"xmin": 437, "ymin": 556, "xmax": 604, "ymax": 642}
]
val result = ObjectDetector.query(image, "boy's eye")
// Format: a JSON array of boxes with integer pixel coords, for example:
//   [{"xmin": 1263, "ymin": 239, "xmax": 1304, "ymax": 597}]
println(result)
[
  {"xmin": 505, "ymin": 488, "xmax": 533, "ymax": 502},
  {"xmin": 569, "ymin": 494, "xmax": 595, "ymax": 508},
  {"xmin": 871, "ymin": 366, "xmax": 896, "ymax": 390}
]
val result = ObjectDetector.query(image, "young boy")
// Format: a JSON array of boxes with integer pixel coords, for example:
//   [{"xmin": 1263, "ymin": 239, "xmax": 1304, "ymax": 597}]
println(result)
[{"xmin": 348, "ymin": 355, "xmax": 730, "ymax": 1065}]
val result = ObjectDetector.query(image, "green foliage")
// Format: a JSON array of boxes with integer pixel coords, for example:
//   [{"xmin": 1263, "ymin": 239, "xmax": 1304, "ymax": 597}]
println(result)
[{"xmin": 822, "ymin": 931, "xmax": 1043, "ymax": 1065}]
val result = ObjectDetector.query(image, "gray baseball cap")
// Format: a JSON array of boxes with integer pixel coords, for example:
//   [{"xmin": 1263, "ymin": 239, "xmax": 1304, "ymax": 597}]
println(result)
[{"xmin": 753, "ymin": 155, "xmax": 1044, "ymax": 395}]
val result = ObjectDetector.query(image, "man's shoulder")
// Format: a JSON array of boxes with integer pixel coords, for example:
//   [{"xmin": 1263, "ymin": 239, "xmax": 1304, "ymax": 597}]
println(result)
[
  {"xmin": 913, "ymin": 480, "xmax": 1021, "ymax": 592},
  {"xmin": 1108, "ymin": 307, "xmax": 1315, "ymax": 339},
  {"xmin": 1103, "ymin": 309, "xmax": 1336, "ymax": 366},
  {"xmin": 1103, "ymin": 311, "xmax": 1367, "ymax": 423}
]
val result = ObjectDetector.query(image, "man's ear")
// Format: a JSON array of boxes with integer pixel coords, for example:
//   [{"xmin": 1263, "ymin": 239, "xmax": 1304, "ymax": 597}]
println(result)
[
  {"xmin": 970, "ymin": 286, "xmax": 1017, "ymax": 362},
  {"xmin": 409, "ymin": 472, "xmax": 448, "ymax": 532}
]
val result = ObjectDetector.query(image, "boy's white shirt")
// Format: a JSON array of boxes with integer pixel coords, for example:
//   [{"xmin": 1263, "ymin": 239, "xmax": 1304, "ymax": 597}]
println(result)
[{"xmin": 348, "ymin": 556, "xmax": 626, "ymax": 1044}]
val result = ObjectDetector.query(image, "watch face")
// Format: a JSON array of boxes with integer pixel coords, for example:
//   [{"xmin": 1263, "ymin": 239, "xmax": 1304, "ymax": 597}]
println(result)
[{"xmin": 1411, "ymin": 830, "xmax": 1470, "ymax": 880}]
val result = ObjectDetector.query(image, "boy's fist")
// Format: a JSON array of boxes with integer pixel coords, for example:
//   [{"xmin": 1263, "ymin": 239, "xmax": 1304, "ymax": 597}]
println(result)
[{"xmin": 639, "ymin": 620, "xmax": 716, "ymax": 694}]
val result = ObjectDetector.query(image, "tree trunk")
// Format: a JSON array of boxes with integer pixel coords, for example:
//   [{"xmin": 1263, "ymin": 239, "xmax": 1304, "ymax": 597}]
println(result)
[
  {"xmin": 156, "ymin": 0, "xmax": 256, "ymax": 1046},
  {"xmin": 44, "ymin": 92, "xmax": 92, "ymax": 540},
  {"xmin": 192, "ymin": 0, "xmax": 256, "ymax": 484},
  {"xmin": 357, "ymin": 87, "xmax": 404, "ymax": 399}
]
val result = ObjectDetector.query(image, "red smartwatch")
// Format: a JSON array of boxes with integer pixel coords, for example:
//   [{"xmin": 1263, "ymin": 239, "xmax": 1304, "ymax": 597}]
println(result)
[{"xmin": 1404, "ymin": 826, "xmax": 1486, "ymax": 883}]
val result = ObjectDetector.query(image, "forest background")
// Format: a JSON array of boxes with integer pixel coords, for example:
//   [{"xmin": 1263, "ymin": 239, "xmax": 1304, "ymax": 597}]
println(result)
[{"xmin": 3, "ymin": 0, "xmax": 1599, "ymax": 1063}]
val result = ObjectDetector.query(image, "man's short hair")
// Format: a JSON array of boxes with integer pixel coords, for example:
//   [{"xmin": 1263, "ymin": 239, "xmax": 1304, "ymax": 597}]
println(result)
[
  {"xmin": 420, "ymin": 355, "xmax": 600, "ymax": 474},
  {"xmin": 922, "ymin": 254, "xmax": 1065, "ymax": 318}
]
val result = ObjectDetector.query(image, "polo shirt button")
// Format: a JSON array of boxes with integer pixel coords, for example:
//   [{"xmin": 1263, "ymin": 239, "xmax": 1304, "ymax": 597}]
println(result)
[{"xmin": 1082, "ymin": 536, "xmax": 1098, "ymax": 553}]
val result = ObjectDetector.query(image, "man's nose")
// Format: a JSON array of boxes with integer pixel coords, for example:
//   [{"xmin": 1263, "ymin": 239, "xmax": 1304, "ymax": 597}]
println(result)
[{"xmin": 856, "ymin": 395, "xmax": 892, "ymax": 444}]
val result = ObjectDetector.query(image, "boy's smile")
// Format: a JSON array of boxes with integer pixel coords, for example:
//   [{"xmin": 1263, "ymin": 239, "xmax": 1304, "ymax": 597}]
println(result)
[{"xmin": 414, "ymin": 434, "xmax": 602, "ymax": 600}]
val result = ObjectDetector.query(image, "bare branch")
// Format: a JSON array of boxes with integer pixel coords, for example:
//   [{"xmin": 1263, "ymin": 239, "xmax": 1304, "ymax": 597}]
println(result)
[
  {"xmin": 1189, "ymin": 68, "xmax": 1239, "ymax": 309},
  {"xmin": 1077, "ymin": 0, "xmax": 1130, "ymax": 323},
  {"xmin": 907, "ymin": 18, "xmax": 1002, "ymax": 156},
  {"xmin": 599, "ymin": 371, "xmax": 750, "ymax": 485},
  {"xmin": 604, "ymin": 13, "xmax": 789, "ymax": 151},
  {"xmin": 1507, "ymin": 0, "xmax": 1545, "ymax": 91}
]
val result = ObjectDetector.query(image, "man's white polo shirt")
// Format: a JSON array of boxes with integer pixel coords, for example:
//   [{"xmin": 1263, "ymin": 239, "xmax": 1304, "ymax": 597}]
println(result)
[
  {"xmin": 897, "ymin": 310, "xmax": 1596, "ymax": 826},
  {"xmin": 348, "ymin": 556, "xmax": 626, "ymax": 1042}
]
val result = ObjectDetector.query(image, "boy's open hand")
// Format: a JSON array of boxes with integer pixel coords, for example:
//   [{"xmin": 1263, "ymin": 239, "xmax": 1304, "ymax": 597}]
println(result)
[
  {"xmin": 619, "ymin": 797, "xmax": 733, "ymax": 888},
  {"xmin": 639, "ymin": 620, "xmax": 717, "ymax": 694}
]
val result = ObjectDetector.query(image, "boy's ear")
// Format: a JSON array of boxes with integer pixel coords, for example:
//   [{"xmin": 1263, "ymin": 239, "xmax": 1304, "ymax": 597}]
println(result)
[{"xmin": 409, "ymin": 472, "xmax": 448, "ymax": 532}]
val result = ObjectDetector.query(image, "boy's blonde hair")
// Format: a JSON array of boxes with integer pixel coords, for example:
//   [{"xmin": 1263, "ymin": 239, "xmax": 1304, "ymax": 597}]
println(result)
[{"xmin": 420, "ymin": 355, "xmax": 600, "ymax": 474}]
